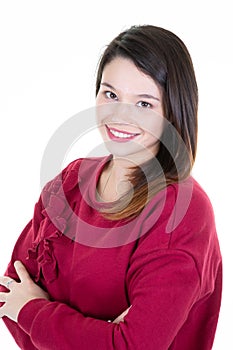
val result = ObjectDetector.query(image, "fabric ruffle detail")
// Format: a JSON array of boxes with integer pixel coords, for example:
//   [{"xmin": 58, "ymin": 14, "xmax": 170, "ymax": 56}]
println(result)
[
  {"xmin": 26, "ymin": 156, "xmax": 111, "ymax": 283},
  {"xmin": 27, "ymin": 237, "xmax": 57, "ymax": 283},
  {"xmin": 26, "ymin": 161, "xmax": 82, "ymax": 283}
]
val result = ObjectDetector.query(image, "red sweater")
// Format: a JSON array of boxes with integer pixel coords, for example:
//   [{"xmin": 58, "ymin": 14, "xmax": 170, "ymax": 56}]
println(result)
[{"xmin": 2, "ymin": 156, "xmax": 222, "ymax": 349}]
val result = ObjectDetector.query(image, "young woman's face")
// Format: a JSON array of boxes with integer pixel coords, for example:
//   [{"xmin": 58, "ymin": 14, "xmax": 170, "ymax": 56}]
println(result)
[{"xmin": 96, "ymin": 57, "xmax": 164, "ymax": 163}]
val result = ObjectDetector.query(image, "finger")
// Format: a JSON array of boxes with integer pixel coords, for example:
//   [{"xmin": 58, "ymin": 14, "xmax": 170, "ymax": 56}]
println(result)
[
  {"xmin": 113, "ymin": 306, "xmax": 132, "ymax": 324},
  {"xmin": 14, "ymin": 261, "xmax": 30, "ymax": 282},
  {"xmin": 0, "ymin": 305, "xmax": 6, "ymax": 319},
  {"xmin": 121, "ymin": 306, "xmax": 131, "ymax": 317},
  {"xmin": 0, "ymin": 276, "xmax": 15, "ymax": 289},
  {"xmin": 0, "ymin": 292, "xmax": 7, "ymax": 303}
]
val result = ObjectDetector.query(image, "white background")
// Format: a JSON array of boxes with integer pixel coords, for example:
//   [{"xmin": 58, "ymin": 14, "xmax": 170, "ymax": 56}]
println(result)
[{"xmin": 0, "ymin": 0, "xmax": 232, "ymax": 348}]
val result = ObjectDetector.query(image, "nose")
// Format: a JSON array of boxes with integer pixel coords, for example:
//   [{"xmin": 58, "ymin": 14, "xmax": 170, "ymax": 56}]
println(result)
[
  {"xmin": 107, "ymin": 103, "xmax": 139, "ymax": 123},
  {"xmin": 96, "ymin": 102, "xmax": 138, "ymax": 125}
]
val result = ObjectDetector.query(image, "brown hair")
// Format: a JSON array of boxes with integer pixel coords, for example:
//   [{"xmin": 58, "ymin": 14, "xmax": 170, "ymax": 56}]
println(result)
[{"xmin": 95, "ymin": 25, "xmax": 198, "ymax": 220}]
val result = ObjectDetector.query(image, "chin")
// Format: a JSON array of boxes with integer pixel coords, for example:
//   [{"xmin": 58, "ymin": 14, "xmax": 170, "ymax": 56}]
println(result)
[{"xmin": 105, "ymin": 142, "xmax": 154, "ymax": 164}]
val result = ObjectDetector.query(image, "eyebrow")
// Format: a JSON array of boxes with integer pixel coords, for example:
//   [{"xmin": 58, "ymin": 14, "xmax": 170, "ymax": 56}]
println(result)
[{"xmin": 100, "ymin": 82, "xmax": 160, "ymax": 101}]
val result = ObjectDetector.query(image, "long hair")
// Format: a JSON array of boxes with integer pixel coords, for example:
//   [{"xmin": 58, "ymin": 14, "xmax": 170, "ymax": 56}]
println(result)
[{"xmin": 95, "ymin": 25, "xmax": 198, "ymax": 220}]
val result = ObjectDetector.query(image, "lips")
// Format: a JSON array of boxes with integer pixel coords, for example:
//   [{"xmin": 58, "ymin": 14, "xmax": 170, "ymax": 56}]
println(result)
[{"xmin": 105, "ymin": 125, "xmax": 140, "ymax": 142}]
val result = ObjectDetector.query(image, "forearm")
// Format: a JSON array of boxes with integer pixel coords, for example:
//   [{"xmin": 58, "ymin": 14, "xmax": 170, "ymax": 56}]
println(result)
[
  {"xmin": 18, "ymin": 299, "xmax": 119, "ymax": 350},
  {"xmin": 3, "ymin": 317, "xmax": 38, "ymax": 350},
  {"xmin": 1, "ymin": 264, "xmax": 39, "ymax": 350},
  {"xmin": 18, "ymin": 249, "xmax": 200, "ymax": 350}
]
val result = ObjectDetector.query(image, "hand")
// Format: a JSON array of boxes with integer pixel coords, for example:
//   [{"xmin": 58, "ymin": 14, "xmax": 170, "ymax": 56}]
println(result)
[
  {"xmin": 113, "ymin": 306, "xmax": 132, "ymax": 324},
  {"xmin": 0, "ymin": 261, "xmax": 49, "ymax": 322}
]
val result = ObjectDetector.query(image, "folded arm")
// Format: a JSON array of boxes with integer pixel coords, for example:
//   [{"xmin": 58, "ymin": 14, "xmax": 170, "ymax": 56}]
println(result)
[{"xmin": 1, "ymin": 249, "xmax": 200, "ymax": 350}]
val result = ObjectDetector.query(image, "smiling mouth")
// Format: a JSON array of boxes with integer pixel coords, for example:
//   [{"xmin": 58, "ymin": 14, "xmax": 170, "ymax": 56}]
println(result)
[{"xmin": 105, "ymin": 125, "xmax": 140, "ymax": 141}]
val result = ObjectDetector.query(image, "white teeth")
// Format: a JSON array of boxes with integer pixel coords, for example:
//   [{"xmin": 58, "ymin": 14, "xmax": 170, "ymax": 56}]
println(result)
[{"xmin": 109, "ymin": 128, "xmax": 137, "ymax": 138}]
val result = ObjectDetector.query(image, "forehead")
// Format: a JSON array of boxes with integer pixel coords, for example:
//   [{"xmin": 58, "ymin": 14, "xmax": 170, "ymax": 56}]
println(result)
[{"xmin": 101, "ymin": 57, "xmax": 161, "ymax": 96}]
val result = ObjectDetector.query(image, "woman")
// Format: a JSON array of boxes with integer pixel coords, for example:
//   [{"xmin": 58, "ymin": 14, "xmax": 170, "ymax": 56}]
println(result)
[{"xmin": 0, "ymin": 25, "xmax": 222, "ymax": 349}]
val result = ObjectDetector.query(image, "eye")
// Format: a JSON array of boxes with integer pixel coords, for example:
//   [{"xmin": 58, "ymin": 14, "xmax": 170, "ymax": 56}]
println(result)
[
  {"xmin": 105, "ymin": 91, "xmax": 118, "ymax": 100},
  {"xmin": 137, "ymin": 101, "xmax": 152, "ymax": 108}
]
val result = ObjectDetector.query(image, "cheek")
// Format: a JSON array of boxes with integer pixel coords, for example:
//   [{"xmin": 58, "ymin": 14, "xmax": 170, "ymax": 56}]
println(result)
[
  {"xmin": 139, "ymin": 111, "xmax": 165, "ymax": 142},
  {"xmin": 96, "ymin": 91, "xmax": 107, "ymax": 106},
  {"xmin": 98, "ymin": 125, "xmax": 107, "ymax": 138},
  {"xmin": 152, "ymin": 117, "xmax": 165, "ymax": 140},
  {"xmin": 95, "ymin": 94, "xmax": 102, "ymax": 106},
  {"xmin": 95, "ymin": 95, "xmax": 106, "ymax": 128}
]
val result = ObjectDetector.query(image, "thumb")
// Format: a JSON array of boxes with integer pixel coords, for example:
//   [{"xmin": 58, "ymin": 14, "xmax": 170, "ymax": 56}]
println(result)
[{"xmin": 14, "ymin": 261, "xmax": 30, "ymax": 283}]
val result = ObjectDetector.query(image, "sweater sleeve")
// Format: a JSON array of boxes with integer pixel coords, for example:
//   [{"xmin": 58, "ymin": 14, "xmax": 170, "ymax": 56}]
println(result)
[
  {"xmin": 17, "ymin": 248, "xmax": 201, "ymax": 350},
  {"xmin": 1, "ymin": 192, "xmax": 46, "ymax": 350},
  {"xmin": 0, "ymin": 161, "xmax": 78, "ymax": 349},
  {"xmin": 1, "ymin": 220, "xmax": 39, "ymax": 350}
]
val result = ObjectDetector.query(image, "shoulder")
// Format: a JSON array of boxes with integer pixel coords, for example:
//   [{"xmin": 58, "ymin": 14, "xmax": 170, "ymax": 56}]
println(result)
[
  {"xmin": 166, "ymin": 177, "xmax": 220, "ymax": 265},
  {"xmin": 169, "ymin": 176, "xmax": 215, "ymax": 234},
  {"xmin": 141, "ymin": 176, "xmax": 214, "ymax": 234},
  {"xmin": 62, "ymin": 155, "xmax": 107, "ymax": 177},
  {"xmin": 44, "ymin": 155, "xmax": 109, "ymax": 193},
  {"xmin": 138, "ymin": 176, "xmax": 218, "ymax": 254}
]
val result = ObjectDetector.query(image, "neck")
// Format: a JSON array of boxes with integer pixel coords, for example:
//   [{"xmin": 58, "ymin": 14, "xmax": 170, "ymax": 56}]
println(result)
[{"xmin": 97, "ymin": 157, "xmax": 134, "ymax": 202}]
